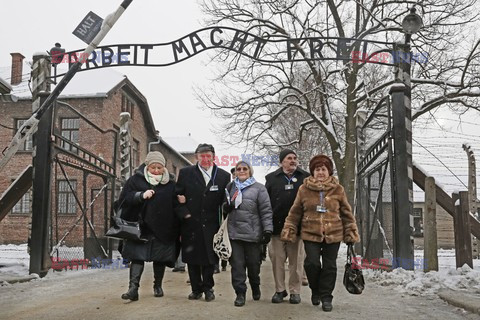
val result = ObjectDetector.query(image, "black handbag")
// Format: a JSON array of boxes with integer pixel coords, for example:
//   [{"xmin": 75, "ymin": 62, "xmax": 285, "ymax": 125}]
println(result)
[
  {"xmin": 105, "ymin": 199, "xmax": 147, "ymax": 242},
  {"xmin": 343, "ymin": 244, "xmax": 365, "ymax": 294}
]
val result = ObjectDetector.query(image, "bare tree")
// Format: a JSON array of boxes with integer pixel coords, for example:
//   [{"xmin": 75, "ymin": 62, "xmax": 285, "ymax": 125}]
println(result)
[{"xmin": 197, "ymin": 0, "xmax": 480, "ymax": 202}]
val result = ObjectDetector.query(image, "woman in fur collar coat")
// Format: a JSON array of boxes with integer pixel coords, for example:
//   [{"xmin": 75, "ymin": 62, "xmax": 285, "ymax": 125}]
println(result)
[{"xmin": 281, "ymin": 154, "xmax": 359, "ymax": 312}]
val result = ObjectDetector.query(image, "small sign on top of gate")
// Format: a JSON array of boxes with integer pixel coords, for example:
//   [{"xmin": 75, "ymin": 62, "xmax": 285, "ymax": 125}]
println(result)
[{"xmin": 72, "ymin": 11, "xmax": 104, "ymax": 44}]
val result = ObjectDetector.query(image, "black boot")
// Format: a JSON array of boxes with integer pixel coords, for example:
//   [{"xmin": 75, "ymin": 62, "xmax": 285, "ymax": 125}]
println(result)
[
  {"xmin": 122, "ymin": 262, "xmax": 144, "ymax": 301},
  {"xmin": 234, "ymin": 292, "xmax": 246, "ymax": 307},
  {"xmin": 153, "ymin": 262, "xmax": 165, "ymax": 297},
  {"xmin": 251, "ymin": 285, "xmax": 261, "ymax": 301}
]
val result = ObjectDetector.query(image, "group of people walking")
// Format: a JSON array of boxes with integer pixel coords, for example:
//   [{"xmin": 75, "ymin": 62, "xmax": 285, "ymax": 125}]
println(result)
[{"xmin": 117, "ymin": 143, "xmax": 359, "ymax": 311}]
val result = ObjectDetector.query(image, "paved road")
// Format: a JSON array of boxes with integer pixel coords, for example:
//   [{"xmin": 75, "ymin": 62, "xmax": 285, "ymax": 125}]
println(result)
[{"xmin": 0, "ymin": 258, "xmax": 478, "ymax": 320}]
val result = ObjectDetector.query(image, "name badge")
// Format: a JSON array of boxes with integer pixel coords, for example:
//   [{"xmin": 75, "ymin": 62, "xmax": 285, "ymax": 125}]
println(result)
[
  {"xmin": 285, "ymin": 184, "xmax": 294, "ymax": 190},
  {"xmin": 210, "ymin": 185, "xmax": 219, "ymax": 192},
  {"xmin": 316, "ymin": 205, "xmax": 327, "ymax": 213}
]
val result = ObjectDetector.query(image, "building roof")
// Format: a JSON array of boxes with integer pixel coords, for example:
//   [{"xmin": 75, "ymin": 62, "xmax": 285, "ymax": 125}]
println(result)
[
  {"xmin": 163, "ymin": 135, "xmax": 199, "ymax": 153},
  {"xmin": 153, "ymin": 138, "xmax": 193, "ymax": 166},
  {"xmin": 0, "ymin": 76, "xmax": 12, "ymax": 94},
  {"xmin": 0, "ymin": 64, "xmax": 127, "ymax": 100},
  {"xmin": 0, "ymin": 61, "xmax": 157, "ymax": 140}
]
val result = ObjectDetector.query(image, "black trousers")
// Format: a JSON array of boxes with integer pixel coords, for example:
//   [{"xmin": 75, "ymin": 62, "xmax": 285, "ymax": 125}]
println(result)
[
  {"xmin": 230, "ymin": 239, "xmax": 262, "ymax": 294},
  {"xmin": 303, "ymin": 240, "xmax": 340, "ymax": 302},
  {"xmin": 187, "ymin": 264, "xmax": 215, "ymax": 293}
]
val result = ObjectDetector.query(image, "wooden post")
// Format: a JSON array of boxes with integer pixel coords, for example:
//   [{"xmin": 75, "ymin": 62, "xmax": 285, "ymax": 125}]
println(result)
[
  {"xmin": 453, "ymin": 191, "xmax": 473, "ymax": 268},
  {"xmin": 390, "ymin": 83, "xmax": 414, "ymax": 270},
  {"xmin": 29, "ymin": 53, "xmax": 52, "ymax": 277},
  {"xmin": 424, "ymin": 176, "xmax": 438, "ymax": 271},
  {"xmin": 463, "ymin": 144, "xmax": 478, "ymax": 259}
]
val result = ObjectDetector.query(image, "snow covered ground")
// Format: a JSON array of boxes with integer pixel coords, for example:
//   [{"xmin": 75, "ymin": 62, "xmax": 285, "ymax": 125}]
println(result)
[
  {"xmin": 365, "ymin": 249, "xmax": 480, "ymax": 296},
  {"xmin": 1, "ymin": 243, "xmax": 479, "ymax": 298},
  {"xmin": 0, "ymin": 243, "xmax": 124, "ymax": 282}
]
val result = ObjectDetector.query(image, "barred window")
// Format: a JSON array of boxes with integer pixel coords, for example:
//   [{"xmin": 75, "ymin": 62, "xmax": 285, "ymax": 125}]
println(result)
[
  {"xmin": 61, "ymin": 118, "xmax": 80, "ymax": 152},
  {"xmin": 57, "ymin": 180, "xmax": 77, "ymax": 214},
  {"xmin": 12, "ymin": 189, "xmax": 31, "ymax": 214},
  {"xmin": 16, "ymin": 119, "xmax": 33, "ymax": 151}
]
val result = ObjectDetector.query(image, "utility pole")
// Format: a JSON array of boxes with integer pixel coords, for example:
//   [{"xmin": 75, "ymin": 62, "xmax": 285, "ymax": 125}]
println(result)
[{"xmin": 463, "ymin": 143, "xmax": 478, "ymax": 259}]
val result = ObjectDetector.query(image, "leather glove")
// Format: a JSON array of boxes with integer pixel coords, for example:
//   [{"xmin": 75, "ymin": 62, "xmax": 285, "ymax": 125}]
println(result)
[
  {"xmin": 261, "ymin": 231, "xmax": 272, "ymax": 244},
  {"xmin": 222, "ymin": 202, "xmax": 235, "ymax": 214}
]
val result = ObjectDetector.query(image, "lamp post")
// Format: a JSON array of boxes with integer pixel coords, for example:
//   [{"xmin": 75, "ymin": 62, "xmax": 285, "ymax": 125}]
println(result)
[{"xmin": 390, "ymin": 7, "xmax": 423, "ymax": 270}]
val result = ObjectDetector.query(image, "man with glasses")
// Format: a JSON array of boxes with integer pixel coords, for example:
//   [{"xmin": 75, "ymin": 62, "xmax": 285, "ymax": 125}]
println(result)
[
  {"xmin": 176, "ymin": 144, "xmax": 230, "ymax": 302},
  {"xmin": 265, "ymin": 149, "xmax": 310, "ymax": 304}
]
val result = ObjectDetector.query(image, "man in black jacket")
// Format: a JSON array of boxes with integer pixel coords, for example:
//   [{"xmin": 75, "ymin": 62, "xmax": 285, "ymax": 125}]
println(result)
[
  {"xmin": 265, "ymin": 149, "xmax": 309, "ymax": 304},
  {"xmin": 176, "ymin": 143, "xmax": 230, "ymax": 302}
]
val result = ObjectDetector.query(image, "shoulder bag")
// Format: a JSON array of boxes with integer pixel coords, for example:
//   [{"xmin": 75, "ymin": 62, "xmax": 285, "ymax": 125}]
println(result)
[
  {"xmin": 105, "ymin": 198, "xmax": 147, "ymax": 242},
  {"xmin": 343, "ymin": 243, "xmax": 365, "ymax": 294}
]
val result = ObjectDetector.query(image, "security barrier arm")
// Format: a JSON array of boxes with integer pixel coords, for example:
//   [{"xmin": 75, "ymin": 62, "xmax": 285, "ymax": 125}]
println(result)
[{"xmin": 0, "ymin": 0, "xmax": 133, "ymax": 171}]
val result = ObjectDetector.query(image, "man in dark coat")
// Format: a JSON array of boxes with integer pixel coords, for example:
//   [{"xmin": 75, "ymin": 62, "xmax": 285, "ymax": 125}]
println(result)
[
  {"xmin": 265, "ymin": 149, "xmax": 310, "ymax": 304},
  {"xmin": 176, "ymin": 143, "xmax": 230, "ymax": 302}
]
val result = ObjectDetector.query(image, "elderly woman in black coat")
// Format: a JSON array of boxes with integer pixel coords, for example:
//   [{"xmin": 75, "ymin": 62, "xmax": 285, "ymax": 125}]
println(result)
[{"xmin": 119, "ymin": 151, "xmax": 180, "ymax": 301}]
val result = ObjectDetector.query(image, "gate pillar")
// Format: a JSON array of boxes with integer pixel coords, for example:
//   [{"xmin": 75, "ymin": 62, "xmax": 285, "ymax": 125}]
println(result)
[
  {"xmin": 29, "ymin": 93, "xmax": 54, "ymax": 276},
  {"xmin": 390, "ymin": 83, "xmax": 414, "ymax": 270}
]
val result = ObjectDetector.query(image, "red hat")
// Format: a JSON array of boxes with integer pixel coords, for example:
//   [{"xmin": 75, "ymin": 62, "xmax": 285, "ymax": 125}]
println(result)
[{"xmin": 309, "ymin": 155, "xmax": 334, "ymax": 176}]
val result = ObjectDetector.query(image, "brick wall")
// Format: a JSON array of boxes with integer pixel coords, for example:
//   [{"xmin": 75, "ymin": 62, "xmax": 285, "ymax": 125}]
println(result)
[
  {"xmin": 1, "ymin": 83, "xmax": 193, "ymax": 246},
  {"xmin": 0, "ymin": 99, "xmax": 34, "ymax": 244}
]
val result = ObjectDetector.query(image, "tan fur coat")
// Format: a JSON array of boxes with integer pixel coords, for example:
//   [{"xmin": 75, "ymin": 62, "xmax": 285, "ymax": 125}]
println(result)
[{"xmin": 281, "ymin": 176, "xmax": 359, "ymax": 244}]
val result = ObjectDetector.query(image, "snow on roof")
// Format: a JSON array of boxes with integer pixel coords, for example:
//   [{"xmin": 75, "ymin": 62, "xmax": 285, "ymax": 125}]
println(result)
[
  {"xmin": 0, "ymin": 63, "xmax": 126, "ymax": 99},
  {"xmin": 163, "ymin": 135, "xmax": 199, "ymax": 153},
  {"xmin": 0, "ymin": 63, "xmax": 31, "ymax": 99},
  {"xmin": 0, "ymin": 76, "xmax": 12, "ymax": 93},
  {"xmin": 57, "ymin": 68, "xmax": 126, "ymax": 99}
]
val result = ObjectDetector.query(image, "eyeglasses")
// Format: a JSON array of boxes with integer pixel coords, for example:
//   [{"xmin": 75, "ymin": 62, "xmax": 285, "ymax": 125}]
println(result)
[{"xmin": 236, "ymin": 167, "xmax": 249, "ymax": 172}]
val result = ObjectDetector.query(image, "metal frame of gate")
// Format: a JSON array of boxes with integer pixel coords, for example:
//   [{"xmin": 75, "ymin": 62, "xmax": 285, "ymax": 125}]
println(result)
[
  {"xmin": 48, "ymin": 101, "xmax": 118, "ymax": 264},
  {"xmin": 356, "ymin": 96, "xmax": 395, "ymax": 265}
]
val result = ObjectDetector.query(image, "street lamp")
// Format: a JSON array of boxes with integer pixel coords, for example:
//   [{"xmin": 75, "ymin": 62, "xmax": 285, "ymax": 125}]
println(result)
[
  {"xmin": 402, "ymin": 7, "xmax": 423, "ymax": 43},
  {"xmin": 390, "ymin": 6, "xmax": 423, "ymax": 270}
]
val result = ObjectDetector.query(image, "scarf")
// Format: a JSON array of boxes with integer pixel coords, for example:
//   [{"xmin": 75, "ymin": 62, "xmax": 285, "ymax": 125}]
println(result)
[
  {"xmin": 232, "ymin": 177, "xmax": 256, "ymax": 208},
  {"xmin": 144, "ymin": 166, "xmax": 170, "ymax": 186},
  {"xmin": 197, "ymin": 163, "xmax": 213, "ymax": 186}
]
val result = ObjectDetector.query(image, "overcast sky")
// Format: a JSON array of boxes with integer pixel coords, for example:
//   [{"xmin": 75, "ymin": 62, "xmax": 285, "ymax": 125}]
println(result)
[
  {"xmin": 0, "ymin": 0, "xmax": 275, "ymax": 179},
  {"xmin": 1, "ymin": 0, "xmax": 479, "ymax": 193}
]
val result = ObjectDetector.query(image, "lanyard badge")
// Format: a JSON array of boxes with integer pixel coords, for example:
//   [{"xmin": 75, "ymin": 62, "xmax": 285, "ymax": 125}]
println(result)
[
  {"xmin": 201, "ymin": 166, "xmax": 219, "ymax": 191},
  {"xmin": 284, "ymin": 174, "xmax": 297, "ymax": 190},
  {"xmin": 316, "ymin": 191, "xmax": 327, "ymax": 213}
]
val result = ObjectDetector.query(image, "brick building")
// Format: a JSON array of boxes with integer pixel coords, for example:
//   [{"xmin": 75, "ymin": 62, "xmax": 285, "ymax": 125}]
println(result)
[{"xmin": 0, "ymin": 53, "xmax": 191, "ymax": 249}]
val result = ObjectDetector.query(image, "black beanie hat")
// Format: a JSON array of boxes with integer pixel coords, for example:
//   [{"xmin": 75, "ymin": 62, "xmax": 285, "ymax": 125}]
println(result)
[{"xmin": 279, "ymin": 149, "xmax": 296, "ymax": 163}]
